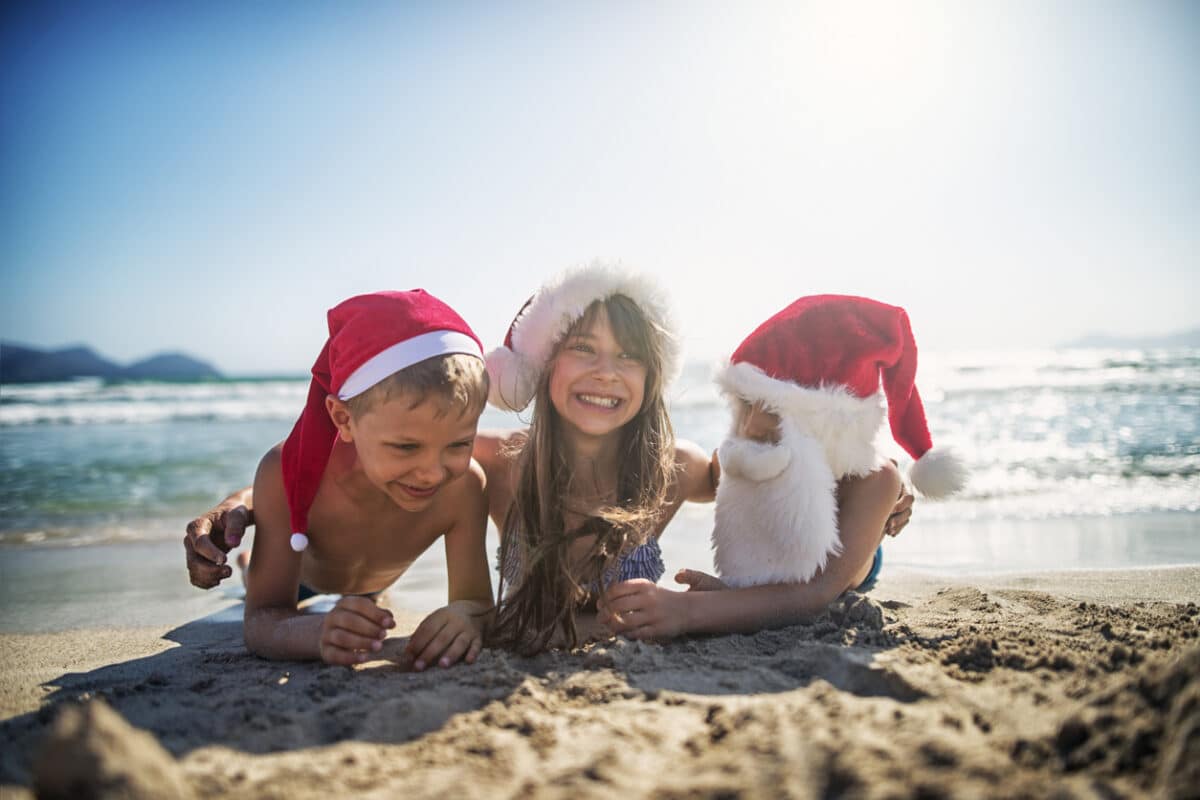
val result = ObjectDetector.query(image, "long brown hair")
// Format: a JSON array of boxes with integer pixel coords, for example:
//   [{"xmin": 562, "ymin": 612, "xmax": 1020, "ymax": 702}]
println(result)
[{"xmin": 490, "ymin": 294, "xmax": 676, "ymax": 654}]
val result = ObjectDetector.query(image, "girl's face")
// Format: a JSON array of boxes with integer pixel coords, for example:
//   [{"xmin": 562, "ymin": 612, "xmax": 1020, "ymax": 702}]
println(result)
[
  {"xmin": 548, "ymin": 305, "xmax": 647, "ymax": 439},
  {"xmin": 736, "ymin": 400, "xmax": 782, "ymax": 444}
]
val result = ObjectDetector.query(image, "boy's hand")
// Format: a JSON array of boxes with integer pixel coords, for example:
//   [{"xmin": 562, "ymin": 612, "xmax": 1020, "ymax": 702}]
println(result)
[
  {"xmin": 404, "ymin": 602, "xmax": 486, "ymax": 671},
  {"xmin": 184, "ymin": 493, "xmax": 254, "ymax": 589},
  {"xmin": 598, "ymin": 579, "xmax": 695, "ymax": 641},
  {"xmin": 674, "ymin": 569, "xmax": 730, "ymax": 592},
  {"xmin": 318, "ymin": 596, "xmax": 396, "ymax": 666}
]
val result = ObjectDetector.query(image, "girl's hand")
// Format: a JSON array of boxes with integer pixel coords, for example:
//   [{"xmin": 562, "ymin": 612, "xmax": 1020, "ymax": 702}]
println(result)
[
  {"xmin": 318, "ymin": 596, "xmax": 395, "ymax": 666},
  {"xmin": 404, "ymin": 602, "xmax": 486, "ymax": 671},
  {"xmin": 598, "ymin": 579, "xmax": 692, "ymax": 641}
]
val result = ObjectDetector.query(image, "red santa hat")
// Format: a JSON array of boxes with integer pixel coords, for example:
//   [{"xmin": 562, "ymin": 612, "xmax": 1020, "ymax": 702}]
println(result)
[
  {"xmin": 486, "ymin": 261, "xmax": 682, "ymax": 412},
  {"xmin": 716, "ymin": 294, "xmax": 967, "ymax": 499},
  {"xmin": 281, "ymin": 290, "xmax": 483, "ymax": 552}
]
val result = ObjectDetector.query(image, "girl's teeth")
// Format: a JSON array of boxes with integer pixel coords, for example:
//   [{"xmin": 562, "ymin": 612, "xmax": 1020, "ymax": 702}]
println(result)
[{"xmin": 579, "ymin": 394, "xmax": 619, "ymax": 408}]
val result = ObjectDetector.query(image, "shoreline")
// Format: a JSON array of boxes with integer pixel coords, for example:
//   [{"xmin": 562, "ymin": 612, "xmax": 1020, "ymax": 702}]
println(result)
[
  {"xmin": 2, "ymin": 510, "xmax": 1198, "ymax": 635},
  {"xmin": 2, "ymin": 567, "xmax": 1198, "ymax": 798}
]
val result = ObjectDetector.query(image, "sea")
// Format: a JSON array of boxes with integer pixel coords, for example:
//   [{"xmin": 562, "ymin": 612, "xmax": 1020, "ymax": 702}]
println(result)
[{"xmin": 2, "ymin": 348, "xmax": 1198, "ymax": 626}]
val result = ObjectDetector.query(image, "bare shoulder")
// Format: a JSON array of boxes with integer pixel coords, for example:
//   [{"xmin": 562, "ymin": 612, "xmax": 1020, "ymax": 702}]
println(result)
[
  {"xmin": 673, "ymin": 438, "xmax": 717, "ymax": 503},
  {"xmin": 840, "ymin": 460, "xmax": 902, "ymax": 505},
  {"xmin": 254, "ymin": 443, "xmax": 285, "ymax": 493},
  {"xmin": 442, "ymin": 459, "xmax": 487, "ymax": 508},
  {"xmin": 473, "ymin": 428, "xmax": 527, "ymax": 471}
]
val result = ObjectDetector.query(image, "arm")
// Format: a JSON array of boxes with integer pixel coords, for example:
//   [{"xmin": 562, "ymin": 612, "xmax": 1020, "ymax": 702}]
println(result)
[
  {"xmin": 674, "ymin": 439, "xmax": 719, "ymax": 504},
  {"xmin": 601, "ymin": 462, "xmax": 902, "ymax": 638},
  {"xmin": 242, "ymin": 447, "xmax": 394, "ymax": 664},
  {"xmin": 472, "ymin": 428, "xmax": 525, "ymax": 529},
  {"xmin": 184, "ymin": 486, "xmax": 254, "ymax": 588},
  {"xmin": 404, "ymin": 462, "xmax": 494, "ymax": 671}
]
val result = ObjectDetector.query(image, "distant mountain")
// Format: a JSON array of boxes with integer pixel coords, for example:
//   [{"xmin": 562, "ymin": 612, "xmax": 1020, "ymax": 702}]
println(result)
[
  {"xmin": 0, "ymin": 342, "xmax": 222, "ymax": 384},
  {"xmin": 1061, "ymin": 328, "xmax": 1200, "ymax": 349}
]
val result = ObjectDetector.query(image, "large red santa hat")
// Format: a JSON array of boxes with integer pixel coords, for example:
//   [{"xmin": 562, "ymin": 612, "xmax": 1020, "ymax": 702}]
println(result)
[
  {"xmin": 486, "ymin": 261, "xmax": 682, "ymax": 412},
  {"xmin": 715, "ymin": 294, "xmax": 967, "ymax": 498},
  {"xmin": 281, "ymin": 290, "xmax": 483, "ymax": 552}
]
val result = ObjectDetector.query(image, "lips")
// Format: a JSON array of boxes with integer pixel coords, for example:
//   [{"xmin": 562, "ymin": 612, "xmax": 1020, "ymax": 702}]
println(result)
[
  {"xmin": 396, "ymin": 482, "xmax": 439, "ymax": 500},
  {"xmin": 574, "ymin": 392, "xmax": 622, "ymax": 410}
]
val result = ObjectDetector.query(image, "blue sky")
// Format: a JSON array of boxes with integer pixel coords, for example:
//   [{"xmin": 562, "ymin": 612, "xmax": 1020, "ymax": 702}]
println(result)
[{"xmin": 2, "ymin": 1, "xmax": 1197, "ymax": 375}]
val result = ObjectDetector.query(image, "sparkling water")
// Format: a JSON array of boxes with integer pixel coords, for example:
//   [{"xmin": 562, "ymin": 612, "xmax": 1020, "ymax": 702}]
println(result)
[{"xmin": 1, "ymin": 349, "xmax": 1197, "ymax": 580}]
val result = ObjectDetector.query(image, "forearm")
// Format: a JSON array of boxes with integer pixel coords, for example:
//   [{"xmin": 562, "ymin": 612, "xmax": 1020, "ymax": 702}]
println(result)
[
  {"xmin": 243, "ymin": 607, "xmax": 325, "ymax": 661},
  {"xmin": 680, "ymin": 579, "xmax": 843, "ymax": 635}
]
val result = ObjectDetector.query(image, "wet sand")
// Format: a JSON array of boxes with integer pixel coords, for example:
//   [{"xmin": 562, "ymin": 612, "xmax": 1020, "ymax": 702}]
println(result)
[{"xmin": 1, "ymin": 567, "xmax": 1197, "ymax": 799}]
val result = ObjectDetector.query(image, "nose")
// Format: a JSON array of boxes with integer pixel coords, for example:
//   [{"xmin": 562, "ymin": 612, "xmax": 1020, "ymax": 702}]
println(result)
[
  {"xmin": 411, "ymin": 453, "xmax": 448, "ymax": 486},
  {"xmin": 739, "ymin": 407, "xmax": 781, "ymax": 444},
  {"xmin": 590, "ymin": 352, "xmax": 620, "ymax": 380}
]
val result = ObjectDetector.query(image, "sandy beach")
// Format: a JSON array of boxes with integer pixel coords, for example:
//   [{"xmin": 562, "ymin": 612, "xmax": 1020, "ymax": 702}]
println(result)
[{"xmin": 2, "ymin": 566, "xmax": 1197, "ymax": 799}]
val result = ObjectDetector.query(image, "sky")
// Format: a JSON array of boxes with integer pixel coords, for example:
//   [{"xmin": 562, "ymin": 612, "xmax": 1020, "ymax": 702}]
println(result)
[{"xmin": 2, "ymin": 0, "xmax": 1197, "ymax": 375}]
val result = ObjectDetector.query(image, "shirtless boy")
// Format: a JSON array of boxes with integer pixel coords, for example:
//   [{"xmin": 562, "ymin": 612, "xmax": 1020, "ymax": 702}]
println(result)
[{"xmin": 240, "ymin": 290, "xmax": 493, "ymax": 668}]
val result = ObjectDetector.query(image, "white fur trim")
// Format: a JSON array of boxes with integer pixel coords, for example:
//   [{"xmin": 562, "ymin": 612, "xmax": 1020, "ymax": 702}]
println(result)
[
  {"xmin": 909, "ymin": 448, "xmax": 968, "ymax": 498},
  {"xmin": 497, "ymin": 261, "xmax": 681, "ymax": 410},
  {"xmin": 338, "ymin": 330, "xmax": 484, "ymax": 400},
  {"xmin": 712, "ymin": 421, "xmax": 841, "ymax": 587},
  {"xmin": 485, "ymin": 344, "xmax": 539, "ymax": 412},
  {"xmin": 716, "ymin": 361, "xmax": 885, "ymax": 478},
  {"xmin": 717, "ymin": 436, "xmax": 792, "ymax": 483}
]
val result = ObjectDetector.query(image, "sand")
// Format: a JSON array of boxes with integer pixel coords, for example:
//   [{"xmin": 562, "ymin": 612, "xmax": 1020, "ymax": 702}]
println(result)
[{"xmin": 1, "ymin": 568, "xmax": 1198, "ymax": 799}]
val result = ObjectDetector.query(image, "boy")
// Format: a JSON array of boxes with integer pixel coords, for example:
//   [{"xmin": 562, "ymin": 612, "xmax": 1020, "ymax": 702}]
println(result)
[
  {"xmin": 241, "ymin": 290, "xmax": 494, "ymax": 668},
  {"xmin": 598, "ymin": 295, "xmax": 963, "ymax": 637}
]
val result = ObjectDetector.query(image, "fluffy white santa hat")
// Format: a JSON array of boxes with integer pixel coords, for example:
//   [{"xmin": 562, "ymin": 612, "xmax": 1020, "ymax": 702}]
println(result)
[
  {"xmin": 716, "ymin": 294, "xmax": 968, "ymax": 498},
  {"xmin": 486, "ymin": 261, "xmax": 683, "ymax": 412}
]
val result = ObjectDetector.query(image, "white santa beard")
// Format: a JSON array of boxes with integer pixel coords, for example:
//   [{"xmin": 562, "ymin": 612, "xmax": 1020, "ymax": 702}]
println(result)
[{"xmin": 711, "ymin": 427, "xmax": 841, "ymax": 588}]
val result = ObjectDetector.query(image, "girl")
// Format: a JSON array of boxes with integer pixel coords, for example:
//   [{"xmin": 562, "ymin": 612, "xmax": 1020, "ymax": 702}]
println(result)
[{"xmin": 473, "ymin": 262, "xmax": 715, "ymax": 654}]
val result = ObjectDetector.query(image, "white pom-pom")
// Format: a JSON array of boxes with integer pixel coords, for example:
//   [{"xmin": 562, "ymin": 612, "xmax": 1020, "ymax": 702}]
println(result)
[
  {"xmin": 909, "ymin": 449, "xmax": 968, "ymax": 499},
  {"xmin": 484, "ymin": 346, "xmax": 537, "ymax": 412},
  {"xmin": 289, "ymin": 532, "xmax": 309, "ymax": 552}
]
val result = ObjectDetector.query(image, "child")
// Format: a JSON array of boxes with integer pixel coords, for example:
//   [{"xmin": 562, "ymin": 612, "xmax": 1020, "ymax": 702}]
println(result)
[
  {"xmin": 185, "ymin": 272, "xmax": 916, "ymax": 651},
  {"xmin": 242, "ymin": 290, "xmax": 494, "ymax": 668},
  {"xmin": 475, "ymin": 262, "xmax": 716, "ymax": 654},
  {"xmin": 599, "ymin": 295, "xmax": 965, "ymax": 638}
]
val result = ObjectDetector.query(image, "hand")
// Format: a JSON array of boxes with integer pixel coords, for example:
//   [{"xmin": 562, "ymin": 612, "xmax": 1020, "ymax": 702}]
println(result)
[
  {"xmin": 597, "ymin": 579, "xmax": 692, "ymax": 641},
  {"xmin": 403, "ymin": 602, "xmax": 486, "ymax": 671},
  {"xmin": 318, "ymin": 596, "xmax": 396, "ymax": 666},
  {"xmin": 184, "ymin": 493, "xmax": 254, "ymax": 589},
  {"xmin": 885, "ymin": 481, "xmax": 914, "ymax": 537},
  {"xmin": 674, "ymin": 569, "xmax": 730, "ymax": 592}
]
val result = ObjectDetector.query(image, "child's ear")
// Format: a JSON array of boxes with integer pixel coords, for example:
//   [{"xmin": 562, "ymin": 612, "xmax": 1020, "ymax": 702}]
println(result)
[{"xmin": 325, "ymin": 395, "xmax": 354, "ymax": 442}]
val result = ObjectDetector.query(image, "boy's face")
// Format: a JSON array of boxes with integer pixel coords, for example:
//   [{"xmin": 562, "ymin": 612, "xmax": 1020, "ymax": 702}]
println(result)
[
  {"xmin": 549, "ymin": 305, "xmax": 647, "ymax": 439},
  {"xmin": 330, "ymin": 393, "xmax": 480, "ymax": 512},
  {"xmin": 736, "ymin": 401, "xmax": 782, "ymax": 445}
]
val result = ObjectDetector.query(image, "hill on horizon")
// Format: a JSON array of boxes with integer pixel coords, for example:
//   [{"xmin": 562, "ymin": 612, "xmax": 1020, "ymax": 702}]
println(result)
[{"xmin": 0, "ymin": 342, "xmax": 222, "ymax": 384}]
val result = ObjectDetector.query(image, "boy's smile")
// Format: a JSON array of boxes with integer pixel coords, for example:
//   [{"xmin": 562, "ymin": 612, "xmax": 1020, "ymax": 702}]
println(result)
[{"xmin": 549, "ymin": 306, "xmax": 647, "ymax": 438}]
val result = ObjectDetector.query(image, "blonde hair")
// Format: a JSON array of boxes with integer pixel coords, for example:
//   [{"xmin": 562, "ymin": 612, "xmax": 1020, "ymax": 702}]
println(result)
[
  {"xmin": 345, "ymin": 353, "xmax": 489, "ymax": 420},
  {"xmin": 491, "ymin": 295, "xmax": 676, "ymax": 655}
]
